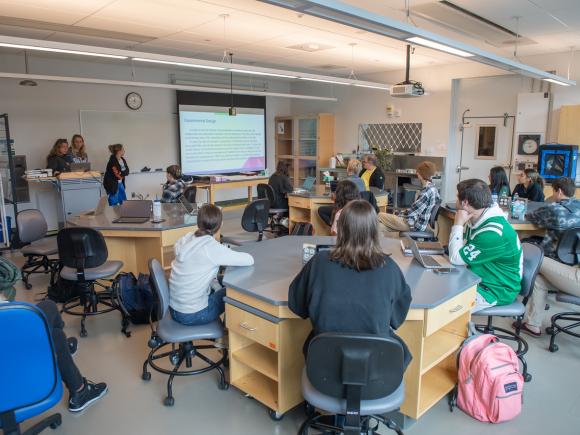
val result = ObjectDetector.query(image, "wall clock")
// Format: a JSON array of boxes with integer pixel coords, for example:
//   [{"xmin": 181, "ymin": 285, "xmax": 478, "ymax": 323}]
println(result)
[
  {"xmin": 125, "ymin": 92, "xmax": 143, "ymax": 110},
  {"xmin": 517, "ymin": 134, "xmax": 541, "ymax": 156}
]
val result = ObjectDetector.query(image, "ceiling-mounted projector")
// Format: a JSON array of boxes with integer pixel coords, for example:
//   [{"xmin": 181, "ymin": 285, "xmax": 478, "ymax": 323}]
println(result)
[{"xmin": 390, "ymin": 44, "xmax": 425, "ymax": 98}]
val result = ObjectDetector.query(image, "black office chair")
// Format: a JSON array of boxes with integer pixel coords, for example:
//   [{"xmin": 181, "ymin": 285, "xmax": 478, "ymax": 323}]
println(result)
[
  {"xmin": 220, "ymin": 199, "xmax": 271, "ymax": 246},
  {"xmin": 257, "ymin": 183, "xmax": 288, "ymax": 236},
  {"xmin": 473, "ymin": 243, "xmax": 543, "ymax": 382},
  {"xmin": 299, "ymin": 333, "xmax": 405, "ymax": 435},
  {"xmin": 317, "ymin": 205, "xmax": 334, "ymax": 228},
  {"xmin": 58, "ymin": 227, "xmax": 129, "ymax": 338},
  {"xmin": 183, "ymin": 186, "xmax": 197, "ymax": 204},
  {"xmin": 546, "ymin": 228, "xmax": 580, "ymax": 353},
  {"xmin": 142, "ymin": 259, "xmax": 228, "ymax": 406},
  {"xmin": 16, "ymin": 209, "xmax": 59, "ymax": 290},
  {"xmin": 360, "ymin": 190, "xmax": 380, "ymax": 213},
  {"xmin": 400, "ymin": 200, "xmax": 441, "ymax": 241}
]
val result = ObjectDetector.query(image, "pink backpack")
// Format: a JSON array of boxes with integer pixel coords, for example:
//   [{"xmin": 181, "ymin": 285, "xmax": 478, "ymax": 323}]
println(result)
[{"xmin": 456, "ymin": 334, "xmax": 523, "ymax": 423}]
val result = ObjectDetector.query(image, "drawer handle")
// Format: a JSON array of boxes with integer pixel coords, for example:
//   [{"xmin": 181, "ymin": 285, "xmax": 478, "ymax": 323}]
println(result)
[
  {"xmin": 449, "ymin": 305, "xmax": 463, "ymax": 313},
  {"xmin": 239, "ymin": 322, "xmax": 256, "ymax": 332}
]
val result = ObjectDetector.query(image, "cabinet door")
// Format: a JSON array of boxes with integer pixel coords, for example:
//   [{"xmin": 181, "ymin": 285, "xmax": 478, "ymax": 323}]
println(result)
[
  {"xmin": 558, "ymin": 105, "xmax": 580, "ymax": 145},
  {"xmin": 298, "ymin": 118, "xmax": 317, "ymax": 157}
]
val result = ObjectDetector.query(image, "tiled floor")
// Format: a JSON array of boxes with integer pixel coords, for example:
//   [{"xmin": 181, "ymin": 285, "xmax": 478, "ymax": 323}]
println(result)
[{"xmin": 10, "ymin": 211, "xmax": 580, "ymax": 435}]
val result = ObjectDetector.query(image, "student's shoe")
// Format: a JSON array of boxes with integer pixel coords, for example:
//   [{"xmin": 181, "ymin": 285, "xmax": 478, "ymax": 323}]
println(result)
[
  {"xmin": 68, "ymin": 379, "xmax": 108, "ymax": 413},
  {"xmin": 67, "ymin": 337, "xmax": 78, "ymax": 356},
  {"xmin": 512, "ymin": 321, "xmax": 541, "ymax": 337}
]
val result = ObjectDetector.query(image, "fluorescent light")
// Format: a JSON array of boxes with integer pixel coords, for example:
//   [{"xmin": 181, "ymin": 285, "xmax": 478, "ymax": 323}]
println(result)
[
  {"xmin": 543, "ymin": 78, "xmax": 571, "ymax": 87},
  {"xmin": 299, "ymin": 77, "xmax": 351, "ymax": 85},
  {"xmin": 133, "ymin": 57, "xmax": 226, "ymax": 71},
  {"xmin": 229, "ymin": 69, "xmax": 297, "ymax": 78},
  {"xmin": 0, "ymin": 42, "xmax": 127, "ymax": 59},
  {"xmin": 407, "ymin": 37, "xmax": 474, "ymax": 57},
  {"xmin": 354, "ymin": 83, "xmax": 389, "ymax": 90}
]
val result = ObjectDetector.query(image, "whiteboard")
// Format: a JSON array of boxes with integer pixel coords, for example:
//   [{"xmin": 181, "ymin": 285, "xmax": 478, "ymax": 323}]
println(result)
[{"xmin": 80, "ymin": 110, "xmax": 178, "ymax": 174}]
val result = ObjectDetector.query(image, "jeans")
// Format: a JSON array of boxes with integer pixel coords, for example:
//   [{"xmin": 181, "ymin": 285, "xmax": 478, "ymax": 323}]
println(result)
[
  {"xmin": 170, "ymin": 288, "xmax": 226, "ymax": 326},
  {"xmin": 37, "ymin": 300, "xmax": 83, "ymax": 393}
]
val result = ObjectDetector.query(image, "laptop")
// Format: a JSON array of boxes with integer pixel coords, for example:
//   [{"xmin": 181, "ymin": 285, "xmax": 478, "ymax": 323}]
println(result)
[
  {"xmin": 293, "ymin": 176, "xmax": 316, "ymax": 193},
  {"xmin": 70, "ymin": 162, "xmax": 91, "ymax": 172},
  {"xmin": 400, "ymin": 238, "xmax": 445, "ymax": 256},
  {"xmin": 81, "ymin": 197, "xmax": 107, "ymax": 217},
  {"xmin": 179, "ymin": 195, "xmax": 198, "ymax": 216},
  {"xmin": 407, "ymin": 237, "xmax": 450, "ymax": 270},
  {"xmin": 112, "ymin": 200, "xmax": 152, "ymax": 224}
]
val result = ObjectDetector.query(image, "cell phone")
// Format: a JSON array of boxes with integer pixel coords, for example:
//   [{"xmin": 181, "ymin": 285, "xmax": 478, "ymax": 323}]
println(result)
[{"xmin": 433, "ymin": 268, "xmax": 456, "ymax": 274}]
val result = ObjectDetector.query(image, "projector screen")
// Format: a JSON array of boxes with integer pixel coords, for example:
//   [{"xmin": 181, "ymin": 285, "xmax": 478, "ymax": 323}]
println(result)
[{"xmin": 178, "ymin": 104, "xmax": 266, "ymax": 175}]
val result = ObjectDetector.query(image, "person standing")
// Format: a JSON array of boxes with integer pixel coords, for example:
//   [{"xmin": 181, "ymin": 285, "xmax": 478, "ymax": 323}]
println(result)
[
  {"xmin": 359, "ymin": 154, "xmax": 385, "ymax": 190},
  {"xmin": 103, "ymin": 144, "xmax": 129, "ymax": 206},
  {"xmin": 68, "ymin": 134, "xmax": 89, "ymax": 164},
  {"xmin": 46, "ymin": 139, "xmax": 71, "ymax": 175},
  {"xmin": 512, "ymin": 169, "xmax": 545, "ymax": 202}
]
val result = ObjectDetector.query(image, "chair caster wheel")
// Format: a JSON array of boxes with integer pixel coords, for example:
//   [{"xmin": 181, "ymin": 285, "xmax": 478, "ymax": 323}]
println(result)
[
  {"xmin": 549, "ymin": 344, "xmax": 559, "ymax": 353},
  {"xmin": 218, "ymin": 380, "xmax": 230, "ymax": 390},
  {"xmin": 304, "ymin": 402, "xmax": 316, "ymax": 418},
  {"xmin": 148, "ymin": 337, "xmax": 160, "ymax": 348},
  {"xmin": 142, "ymin": 372, "xmax": 151, "ymax": 381},
  {"xmin": 25, "ymin": 282, "xmax": 32, "ymax": 290},
  {"xmin": 80, "ymin": 330, "xmax": 88, "ymax": 338},
  {"xmin": 268, "ymin": 409, "xmax": 284, "ymax": 421},
  {"xmin": 524, "ymin": 373, "xmax": 532, "ymax": 382},
  {"xmin": 545, "ymin": 327, "xmax": 554, "ymax": 335},
  {"xmin": 49, "ymin": 422, "xmax": 61, "ymax": 429},
  {"xmin": 164, "ymin": 397, "xmax": 175, "ymax": 407}
]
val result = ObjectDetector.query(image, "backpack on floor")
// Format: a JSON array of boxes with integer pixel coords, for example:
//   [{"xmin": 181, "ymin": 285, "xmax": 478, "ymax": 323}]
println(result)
[
  {"xmin": 117, "ymin": 272, "xmax": 158, "ymax": 325},
  {"xmin": 291, "ymin": 222, "xmax": 313, "ymax": 236},
  {"xmin": 47, "ymin": 272, "xmax": 79, "ymax": 303},
  {"xmin": 456, "ymin": 334, "xmax": 523, "ymax": 423}
]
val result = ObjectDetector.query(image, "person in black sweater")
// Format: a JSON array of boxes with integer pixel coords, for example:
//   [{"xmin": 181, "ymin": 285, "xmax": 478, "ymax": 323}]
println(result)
[
  {"xmin": 268, "ymin": 161, "xmax": 294, "ymax": 209},
  {"xmin": 359, "ymin": 154, "xmax": 385, "ymax": 190},
  {"xmin": 512, "ymin": 168, "xmax": 545, "ymax": 202},
  {"xmin": 289, "ymin": 199, "xmax": 412, "ymax": 368},
  {"xmin": 46, "ymin": 138, "xmax": 71, "ymax": 175},
  {"xmin": 103, "ymin": 144, "xmax": 130, "ymax": 205}
]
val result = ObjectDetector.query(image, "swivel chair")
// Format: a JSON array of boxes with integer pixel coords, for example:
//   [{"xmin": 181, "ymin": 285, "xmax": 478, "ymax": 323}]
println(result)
[
  {"xmin": 473, "ymin": 243, "xmax": 543, "ymax": 382},
  {"xmin": 142, "ymin": 259, "xmax": 228, "ymax": 406},
  {"xmin": 0, "ymin": 303, "xmax": 63, "ymax": 435},
  {"xmin": 400, "ymin": 200, "xmax": 441, "ymax": 242},
  {"xmin": 57, "ymin": 227, "xmax": 128, "ymax": 338},
  {"xmin": 257, "ymin": 183, "xmax": 288, "ymax": 236},
  {"xmin": 220, "ymin": 199, "xmax": 271, "ymax": 246},
  {"xmin": 183, "ymin": 186, "xmax": 197, "ymax": 204},
  {"xmin": 299, "ymin": 333, "xmax": 405, "ymax": 435},
  {"xmin": 16, "ymin": 210, "xmax": 59, "ymax": 290},
  {"xmin": 546, "ymin": 228, "xmax": 580, "ymax": 352}
]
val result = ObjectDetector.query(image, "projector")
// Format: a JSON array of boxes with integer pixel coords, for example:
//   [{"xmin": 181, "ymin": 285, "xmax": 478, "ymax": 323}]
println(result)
[
  {"xmin": 228, "ymin": 106, "xmax": 237, "ymax": 116},
  {"xmin": 390, "ymin": 83, "xmax": 424, "ymax": 98}
]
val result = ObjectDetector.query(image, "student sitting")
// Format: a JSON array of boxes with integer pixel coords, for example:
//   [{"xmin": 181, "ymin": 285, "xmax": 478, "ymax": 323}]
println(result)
[
  {"xmin": 268, "ymin": 161, "xmax": 294, "ymax": 209},
  {"xmin": 518, "ymin": 177, "xmax": 580, "ymax": 336},
  {"xmin": 378, "ymin": 161, "xmax": 440, "ymax": 233},
  {"xmin": 359, "ymin": 154, "xmax": 385, "ymax": 190},
  {"xmin": 345, "ymin": 158, "xmax": 366, "ymax": 192},
  {"xmin": 512, "ymin": 169, "xmax": 545, "ymax": 202},
  {"xmin": 68, "ymin": 134, "xmax": 89, "ymax": 164},
  {"xmin": 46, "ymin": 138, "xmax": 71, "ymax": 175},
  {"xmin": 169, "ymin": 204, "xmax": 254, "ymax": 326},
  {"xmin": 0, "ymin": 262, "xmax": 107, "ymax": 413},
  {"xmin": 488, "ymin": 166, "xmax": 510, "ymax": 197},
  {"xmin": 289, "ymin": 199, "xmax": 412, "ymax": 367},
  {"xmin": 449, "ymin": 179, "xmax": 523, "ymax": 313},
  {"xmin": 162, "ymin": 165, "xmax": 186, "ymax": 203}
]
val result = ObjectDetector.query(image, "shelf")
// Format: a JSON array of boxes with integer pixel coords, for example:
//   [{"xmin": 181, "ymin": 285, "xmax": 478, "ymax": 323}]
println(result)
[
  {"xmin": 232, "ymin": 343, "xmax": 278, "ymax": 382},
  {"xmin": 296, "ymin": 156, "xmax": 317, "ymax": 161},
  {"xmin": 421, "ymin": 329, "xmax": 464, "ymax": 375},
  {"xmin": 277, "ymin": 155, "xmax": 294, "ymax": 159},
  {"xmin": 418, "ymin": 360, "xmax": 456, "ymax": 417},
  {"xmin": 232, "ymin": 370, "xmax": 278, "ymax": 411}
]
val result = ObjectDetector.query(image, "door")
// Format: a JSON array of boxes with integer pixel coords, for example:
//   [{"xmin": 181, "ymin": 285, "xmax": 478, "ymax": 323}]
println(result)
[{"xmin": 457, "ymin": 115, "xmax": 515, "ymax": 183}]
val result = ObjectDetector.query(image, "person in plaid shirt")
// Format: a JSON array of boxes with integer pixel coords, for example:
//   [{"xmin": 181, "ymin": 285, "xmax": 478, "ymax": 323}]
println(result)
[
  {"xmin": 162, "ymin": 165, "xmax": 187, "ymax": 203},
  {"xmin": 378, "ymin": 161, "xmax": 440, "ymax": 233}
]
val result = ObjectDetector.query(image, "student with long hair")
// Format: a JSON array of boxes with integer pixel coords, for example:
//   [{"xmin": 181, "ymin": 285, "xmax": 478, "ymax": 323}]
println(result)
[
  {"xmin": 289, "ymin": 200, "xmax": 412, "ymax": 367},
  {"xmin": 68, "ymin": 134, "xmax": 89, "ymax": 164},
  {"xmin": 103, "ymin": 144, "xmax": 129, "ymax": 205},
  {"xmin": 488, "ymin": 166, "xmax": 510, "ymax": 197},
  {"xmin": 512, "ymin": 168, "xmax": 545, "ymax": 202},
  {"xmin": 162, "ymin": 164, "xmax": 186, "ymax": 203},
  {"xmin": 169, "ymin": 204, "xmax": 254, "ymax": 326},
  {"xmin": 46, "ymin": 138, "xmax": 71, "ymax": 174},
  {"xmin": 317, "ymin": 180, "xmax": 361, "ymax": 235},
  {"xmin": 268, "ymin": 161, "xmax": 294, "ymax": 209}
]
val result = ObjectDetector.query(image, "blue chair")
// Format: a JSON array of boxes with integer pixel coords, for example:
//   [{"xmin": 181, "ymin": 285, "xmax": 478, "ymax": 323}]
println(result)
[{"xmin": 0, "ymin": 303, "xmax": 63, "ymax": 435}]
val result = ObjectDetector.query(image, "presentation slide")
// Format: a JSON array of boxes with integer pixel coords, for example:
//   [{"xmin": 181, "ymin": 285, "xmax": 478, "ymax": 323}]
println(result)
[{"xmin": 179, "ymin": 105, "xmax": 266, "ymax": 175}]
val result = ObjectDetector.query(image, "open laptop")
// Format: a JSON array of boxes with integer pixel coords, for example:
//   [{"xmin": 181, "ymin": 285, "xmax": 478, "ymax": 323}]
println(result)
[
  {"xmin": 407, "ymin": 237, "xmax": 450, "ymax": 270},
  {"xmin": 81, "ymin": 196, "xmax": 107, "ymax": 217},
  {"xmin": 179, "ymin": 195, "xmax": 197, "ymax": 216},
  {"xmin": 293, "ymin": 176, "xmax": 316, "ymax": 193},
  {"xmin": 112, "ymin": 200, "xmax": 151, "ymax": 224},
  {"xmin": 70, "ymin": 162, "xmax": 91, "ymax": 172}
]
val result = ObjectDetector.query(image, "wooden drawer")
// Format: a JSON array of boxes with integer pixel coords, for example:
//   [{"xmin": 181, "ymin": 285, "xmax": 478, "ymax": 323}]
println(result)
[
  {"xmin": 226, "ymin": 304, "xmax": 280, "ymax": 351},
  {"xmin": 289, "ymin": 196, "xmax": 311, "ymax": 209},
  {"xmin": 424, "ymin": 287, "xmax": 476, "ymax": 337}
]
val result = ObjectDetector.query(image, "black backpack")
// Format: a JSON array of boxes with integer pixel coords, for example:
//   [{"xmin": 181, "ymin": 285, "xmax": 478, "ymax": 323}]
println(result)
[
  {"xmin": 291, "ymin": 222, "xmax": 314, "ymax": 236},
  {"xmin": 47, "ymin": 271, "xmax": 79, "ymax": 303},
  {"xmin": 117, "ymin": 272, "xmax": 158, "ymax": 324}
]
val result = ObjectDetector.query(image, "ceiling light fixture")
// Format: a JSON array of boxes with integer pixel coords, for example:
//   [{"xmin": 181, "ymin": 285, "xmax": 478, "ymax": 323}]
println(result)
[
  {"xmin": 298, "ymin": 77, "xmax": 351, "ymax": 85},
  {"xmin": 133, "ymin": 57, "xmax": 226, "ymax": 70},
  {"xmin": 0, "ymin": 42, "xmax": 127, "ymax": 59},
  {"xmin": 406, "ymin": 37, "xmax": 473, "ymax": 57},
  {"xmin": 229, "ymin": 69, "xmax": 297, "ymax": 78},
  {"xmin": 543, "ymin": 78, "xmax": 571, "ymax": 87},
  {"xmin": 353, "ymin": 84, "xmax": 389, "ymax": 89}
]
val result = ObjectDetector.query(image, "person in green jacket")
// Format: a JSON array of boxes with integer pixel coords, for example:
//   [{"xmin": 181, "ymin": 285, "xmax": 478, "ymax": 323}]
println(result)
[{"xmin": 448, "ymin": 179, "xmax": 523, "ymax": 313}]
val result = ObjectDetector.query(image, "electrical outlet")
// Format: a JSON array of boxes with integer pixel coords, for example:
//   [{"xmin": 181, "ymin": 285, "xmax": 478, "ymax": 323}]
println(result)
[{"xmin": 131, "ymin": 192, "xmax": 136, "ymax": 198}]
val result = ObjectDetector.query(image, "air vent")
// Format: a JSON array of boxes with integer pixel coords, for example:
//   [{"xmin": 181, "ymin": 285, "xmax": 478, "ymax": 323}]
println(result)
[
  {"xmin": 411, "ymin": 1, "xmax": 536, "ymax": 48},
  {"xmin": 286, "ymin": 42, "xmax": 334, "ymax": 52}
]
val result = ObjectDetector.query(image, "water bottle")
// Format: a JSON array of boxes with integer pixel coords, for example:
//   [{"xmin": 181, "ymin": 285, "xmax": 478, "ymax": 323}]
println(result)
[
  {"xmin": 491, "ymin": 190, "xmax": 498, "ymax": 205},
  {"xmin": 511, "ymin": 193, "xmax": 519, "ymax": 218},
  {"xmin": 153, "ymin": 199, "xmax": 162, "ymax": 220}
]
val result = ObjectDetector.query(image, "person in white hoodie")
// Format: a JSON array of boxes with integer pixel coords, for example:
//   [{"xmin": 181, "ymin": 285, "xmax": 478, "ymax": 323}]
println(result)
[{"xmin": 169, "ymin": 204, "xmax": 254, "ymax": 325}]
